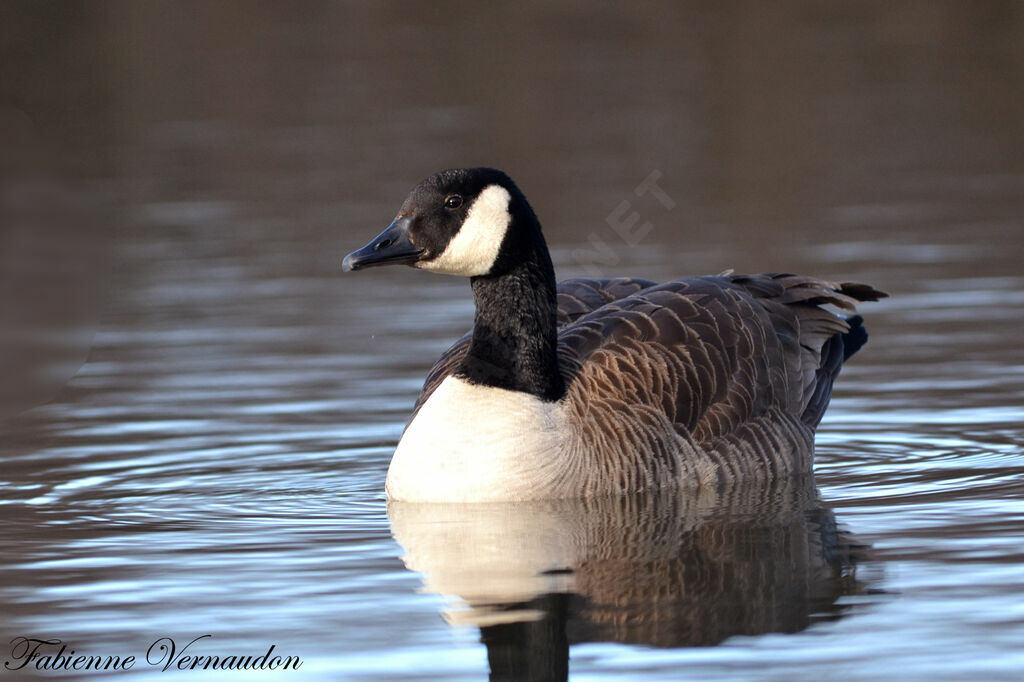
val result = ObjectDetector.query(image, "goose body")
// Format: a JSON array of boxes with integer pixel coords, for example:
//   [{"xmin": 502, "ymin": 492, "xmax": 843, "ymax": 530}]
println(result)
[{"xmin": 342, "ymin": 168, "xmax": 885, "ymax": 502}]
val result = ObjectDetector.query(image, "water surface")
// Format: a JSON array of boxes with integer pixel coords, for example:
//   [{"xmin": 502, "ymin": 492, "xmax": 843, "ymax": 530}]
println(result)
[{"xmin": 2, "ymin": 3, "xmax": 1023, "ymax": 680}]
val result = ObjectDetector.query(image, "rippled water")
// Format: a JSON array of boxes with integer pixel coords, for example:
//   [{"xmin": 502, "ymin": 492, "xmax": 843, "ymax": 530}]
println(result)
[{"xmin": 3, "ymin": 3, "xmax": 1024, "ymax": 680}]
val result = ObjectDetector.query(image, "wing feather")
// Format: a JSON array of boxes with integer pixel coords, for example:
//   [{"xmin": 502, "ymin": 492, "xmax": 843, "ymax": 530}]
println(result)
[{"xmin": 557, "ymin": 273, "xmax": 886, "ymax": 452}]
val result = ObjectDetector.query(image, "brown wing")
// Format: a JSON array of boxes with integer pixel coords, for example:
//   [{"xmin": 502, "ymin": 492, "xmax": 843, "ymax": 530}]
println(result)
[
  {"xmin": 557, "ymin": 273, "xmax": 886, "ymax": 446},
  {"xmin": 408, "ymin": 278, "xmax": 657, "ymax": 420}
]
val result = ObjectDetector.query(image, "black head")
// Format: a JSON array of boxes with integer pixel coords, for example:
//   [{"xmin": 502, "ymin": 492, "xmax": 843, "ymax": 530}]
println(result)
[{"xmin": 342, "ymin": 168, "xmax": 542, "ymax": 277}]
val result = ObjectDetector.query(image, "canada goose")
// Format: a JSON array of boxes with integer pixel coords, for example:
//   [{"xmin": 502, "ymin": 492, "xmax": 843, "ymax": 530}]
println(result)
[{"xmin": 343, "ymin": 168, "xmax": 885, "ymax": 502}]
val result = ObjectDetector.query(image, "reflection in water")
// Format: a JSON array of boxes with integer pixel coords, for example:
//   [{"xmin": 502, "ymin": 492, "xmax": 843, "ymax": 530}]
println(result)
[{"xmin": 390, "ymin": 475, "xmax": 870, "ymax": 680}]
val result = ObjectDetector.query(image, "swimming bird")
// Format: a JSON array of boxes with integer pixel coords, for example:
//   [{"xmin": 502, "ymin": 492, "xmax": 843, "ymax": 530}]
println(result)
[{"xmin": 342, "ymin": 168, "xmax": 885, "ymax": 502}]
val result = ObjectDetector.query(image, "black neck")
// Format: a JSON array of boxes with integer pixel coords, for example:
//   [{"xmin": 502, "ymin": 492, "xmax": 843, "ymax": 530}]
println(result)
[{"xmin": 456, "ymin": 242, "xmax": 565, "ymax": 402}]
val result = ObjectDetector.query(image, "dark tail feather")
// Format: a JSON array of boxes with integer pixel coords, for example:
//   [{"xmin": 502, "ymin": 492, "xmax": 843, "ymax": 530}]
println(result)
[{"xmin": 841, "ymin": 314, "xmax": 868, "ymax": 361}]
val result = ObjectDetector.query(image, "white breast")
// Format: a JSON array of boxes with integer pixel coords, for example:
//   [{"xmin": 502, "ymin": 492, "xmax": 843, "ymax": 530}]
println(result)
[{"xmin": 385, "ymin": 376, "xmax": 568, "ymax": 502}]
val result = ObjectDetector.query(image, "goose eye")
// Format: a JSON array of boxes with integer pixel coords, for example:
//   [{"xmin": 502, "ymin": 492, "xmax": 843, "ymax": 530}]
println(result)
[{"xmin": 444, "ymin": 195, "xmax": 463, "ymax": 209}]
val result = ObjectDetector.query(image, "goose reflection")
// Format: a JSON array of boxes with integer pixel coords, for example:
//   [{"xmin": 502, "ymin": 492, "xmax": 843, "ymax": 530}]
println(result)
[{"xmin": 389, "ymin": 474, "xmax": 870, "ymax": 681}]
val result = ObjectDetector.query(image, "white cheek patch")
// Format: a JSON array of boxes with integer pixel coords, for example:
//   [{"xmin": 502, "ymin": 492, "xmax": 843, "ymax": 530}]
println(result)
[{"xmin": 418, "ymin": 185, "xmax": 511, "ymax": 276}]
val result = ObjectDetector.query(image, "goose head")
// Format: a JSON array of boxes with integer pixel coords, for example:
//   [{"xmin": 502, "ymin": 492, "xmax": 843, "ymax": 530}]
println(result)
[{"xmin": 342, "ymin": 168, "xmax": 542, "ymax": 277}]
